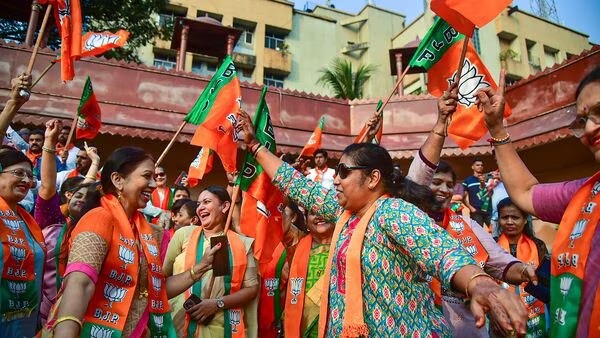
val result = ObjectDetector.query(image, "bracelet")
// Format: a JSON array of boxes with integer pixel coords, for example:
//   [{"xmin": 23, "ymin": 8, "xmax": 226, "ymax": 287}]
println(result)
[
  {"xmin": 465, "ymin": 273, "xmax": 495, "ymax": 298},
  {"xmin": 85, "ymin": 175, "xmax": 96, "ymax": 180},
  {"xmin": 190, "ymin": 265, "xmax": 198, "ymax": 280},
  {"xmin": 487, "ymin": 133, "xmax": 511, "ymax": 146},
  {"xmin": 54, "ymin": 315, "xmax": 83, "ymax": 329},
  {"xmin": 249, "ymin": 141, "xmax": 261, "ymax": 154},
  {"xmin": 42, "ymin": 146, "xmax": 56, "ymax": 154},
  {"xmin": 431, "ymin": 129, "xmax": 447, "ymax": 137},
  {"xmin": 252, "ymin": 145, "xmax": 265, "ymax": 157},
  {"xmin": 520, "ymin": 264, "xmax": 529, "ymax": 279}
]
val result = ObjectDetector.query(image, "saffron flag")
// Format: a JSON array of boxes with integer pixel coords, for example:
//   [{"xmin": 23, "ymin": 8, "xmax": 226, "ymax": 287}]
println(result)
[
  {"xmin": 40, "ymin": 0, "xmax": 82, "ymax": 81},
  {"xmin": 186, "ymin": 55, "xmax": 242, "ymax": 173},
  {"xmin": 75, "ymin": 76, "xmax": 101, "ymax": 140},
  {"xmin": 57, "ymin": 30, "xmax": 130, "ymax": 61},
  {"xmin": 430, "ymin": 0, "xmax": 511, "ymax": 36},
  {"xmin": 298, "ymin": 116, "xmax": 325, "ymax": 158},
  {"xmin": 187, "ymin": 148, "xmax": 214, "ymax": 188},
  {"xmin": 408, "ymin": 18, "xmax": 511, "ymax": 149},
  {"xmin": 238, "ymin": 87, "xmax": 284, "ymax": 263},
  {"xmin": 354, "ymin": 100, "xmax": 383, "ymax": 144}
]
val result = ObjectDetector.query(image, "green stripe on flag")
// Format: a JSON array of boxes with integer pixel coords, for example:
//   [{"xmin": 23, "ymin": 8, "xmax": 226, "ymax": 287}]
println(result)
[
  {"xmin": 78, "ymin": 76, "xmax": 94, "ymax": 117},
  {"xmin": 408, "ymin": 17, "xmax": 465, "ymax": 71}
]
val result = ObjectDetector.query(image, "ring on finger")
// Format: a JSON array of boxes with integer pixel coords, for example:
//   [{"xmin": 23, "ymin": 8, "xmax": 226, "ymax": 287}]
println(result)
[{"xmin": 445, "ymin": 99, "xmax": 451, "ymax": 105}]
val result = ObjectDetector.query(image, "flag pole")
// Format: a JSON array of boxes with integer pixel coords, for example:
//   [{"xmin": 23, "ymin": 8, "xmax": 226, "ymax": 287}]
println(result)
[
  {"xmin": 356, "ymin": 64, "xmax": 410, "ymax": 143},
  {"xmin": 155, "ymin": 121, "xmax": 187, "ymax": 167},
  {"xmin": 20, "ymin": 4, "xmax": 53, "ymax": 98},
  {"xmin": 30, "ymin": 61, "xmax": 56, "ymax": 89},
  {"xmin": 224, "ymin": 184, "xmax": 240, "ymax": 233},
  {"xmin": 442, "ymin": 37, "xmax": 470, "ymax": 134}
]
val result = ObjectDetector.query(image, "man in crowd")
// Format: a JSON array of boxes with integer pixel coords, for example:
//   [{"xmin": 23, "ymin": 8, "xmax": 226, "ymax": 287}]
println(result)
[
  {"xmin": 462, "ymin": 159, "xmax": 492, "ymax": 228},
  {"xmin": 24, "ymin": 129, "xmax": 44, "ymax": 179},
  {"xmin": 56, "ymin": 126, "xmax": 80, "ymax": 170},
  {"xmin": 56, "ymin": 147, "xmax": 97, "ymax": 190},
  {"xmin": 305, "ymin": 149, "xmax": 335, "ymax": 190}
]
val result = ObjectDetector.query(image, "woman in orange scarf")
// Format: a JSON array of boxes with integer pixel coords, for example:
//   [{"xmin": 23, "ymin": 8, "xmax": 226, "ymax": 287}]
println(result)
[
  {"xmin": 496, "ymin": 198, "xmax": 548, "ymax": 337},
  {"xmin": 481, "ymin": 67, "xmax": 600, "ymax": 337},
  {"xmin": 237, "ymin": 111, "xmax": 529, "ymax": 337},
  {"xmin": 45, "ymin": 147, "xmax": 220, "ymax": 337}
]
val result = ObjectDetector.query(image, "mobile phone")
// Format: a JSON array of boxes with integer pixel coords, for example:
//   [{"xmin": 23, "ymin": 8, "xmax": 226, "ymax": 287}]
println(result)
[
  {"xmin": 524, "ymin": 255, "xmax": 550, "ymax": 304},
  {"xmin": 210, "ymin": 235, "xmax": 230, "ymax": 277},
  {"xmin": 183, "ymin": 294, "xmax": 202, "ymax": 310}
]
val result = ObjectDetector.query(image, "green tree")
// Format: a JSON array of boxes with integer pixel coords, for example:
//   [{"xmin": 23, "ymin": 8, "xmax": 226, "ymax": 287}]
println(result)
[
  {"xmin": 0, "ymin": 0, "xmax": 169, "ymax": 62},
  {"xmin": 317, "ymin": 57, "xmax": 377, "ymax": 100}
]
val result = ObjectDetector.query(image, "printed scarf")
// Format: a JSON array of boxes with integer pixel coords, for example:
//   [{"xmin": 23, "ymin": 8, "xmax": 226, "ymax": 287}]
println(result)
[{"xmin": 259, "ymin": 242, "xmax": 287, "ymax": 338}]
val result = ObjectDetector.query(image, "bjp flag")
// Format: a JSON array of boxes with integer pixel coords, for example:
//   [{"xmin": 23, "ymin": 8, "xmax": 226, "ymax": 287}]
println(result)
[
  {"xmin": 298, "ymin": 116, "xmax": 325, "ymax": 158},
  {"xmin": 431, "ymin": 0, "xmax": 511, "ymax": 36}
]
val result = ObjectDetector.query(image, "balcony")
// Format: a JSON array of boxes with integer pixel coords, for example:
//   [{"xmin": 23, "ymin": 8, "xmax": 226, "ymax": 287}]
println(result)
[
  {"xmin": 232, "ymin": 52, "xmax": 256, "ymax": 69},
  {"xmin": 263, "ymin": 48, "xmax": 291, "ymax": 74},
  {"xmin": 341, "ymin": 42, "xmax": 369, "ymax": 55}
]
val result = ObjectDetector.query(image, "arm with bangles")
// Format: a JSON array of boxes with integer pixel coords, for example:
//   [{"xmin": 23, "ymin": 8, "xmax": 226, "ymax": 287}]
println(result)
[
  {"xmin": 82, "ymin": 143, "xmax": 101, "ymax": 184},
  {"xmin": 0, "ymin": 73, "xmax": 31, "ymax": 138}
]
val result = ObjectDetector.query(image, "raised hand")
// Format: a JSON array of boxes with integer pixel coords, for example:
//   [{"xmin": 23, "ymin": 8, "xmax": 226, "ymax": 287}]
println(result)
[
  {"xmin": 44, "ymin": 119, "xmax": 63, "ymax": 146},
  {"xmin": 236, "ymin": 109, "xmax": 257, "ymax": 146},
  {"xmin": 476, "ymin": 69, "xmax": 507, "ymax": 137},
  {"xmin": 438, "ymin": 82, "xmax": 459, "ymax": 125},
  {"xmin": 84, "ymin": 141, "xmax": 100, "ymax": 165},
  {"xmin": 10, "ymin": 73, "xmax": 32, "ymax": 106}
]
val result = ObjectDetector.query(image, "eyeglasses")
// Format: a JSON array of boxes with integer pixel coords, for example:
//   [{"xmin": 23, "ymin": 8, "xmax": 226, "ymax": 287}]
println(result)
[
  {"xmin": 154, "ymin": 173, "xmax": 166, "ymax": 178},
  {"xmin": 568, "ymin": 103, "xmax": 600, "ymax": 138},
  {"xmin": 334, "ymin": 163, "xmax": 369, "ymax": 179},
  {"xmin": 1, "ymin": 169, "xmax": 34, "ymax": 180}
]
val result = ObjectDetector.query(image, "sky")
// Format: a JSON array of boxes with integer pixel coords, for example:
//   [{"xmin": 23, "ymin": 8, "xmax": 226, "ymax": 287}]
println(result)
[{"xmin": 294, "ymin": 0, "xmax": 600, "ymax": 44}]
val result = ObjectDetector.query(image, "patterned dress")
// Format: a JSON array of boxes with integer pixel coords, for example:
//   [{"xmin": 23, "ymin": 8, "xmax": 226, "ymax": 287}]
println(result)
[{"xmin": 273, "ymin": 163, "xmax": 476, "ymax": 337}]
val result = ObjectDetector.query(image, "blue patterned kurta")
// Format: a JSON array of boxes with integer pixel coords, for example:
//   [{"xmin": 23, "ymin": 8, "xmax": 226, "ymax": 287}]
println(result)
[{"xmin": 274, "ymin": 163, "xmax": 476, "ymax": 337}]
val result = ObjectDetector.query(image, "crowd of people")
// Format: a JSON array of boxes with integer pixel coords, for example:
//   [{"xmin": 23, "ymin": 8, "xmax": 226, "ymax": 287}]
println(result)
[{"xmin": 0, "ymin": 66, "xmax": 598, "ymax": 338}]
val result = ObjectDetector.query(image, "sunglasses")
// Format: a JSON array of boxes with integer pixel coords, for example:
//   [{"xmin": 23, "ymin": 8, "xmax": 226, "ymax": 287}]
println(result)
[
  {"xmin": 568, "ymin": 103, "xmax": 600, "ymax": 138},
  {"xmin": 334, "ymin": 163, "xmax": 369, "ymax": 179}
]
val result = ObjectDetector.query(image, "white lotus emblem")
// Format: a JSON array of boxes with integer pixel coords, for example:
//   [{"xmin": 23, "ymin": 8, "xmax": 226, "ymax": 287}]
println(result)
[
  {"xmin": 289, "ymin": 278, "xmax": 304, "ymax": 304},
  {"xmin": 448, "ymin": 58, "xmax": 490, "ymax": 107},
  {"xmin": 569, "ymin": 219, "xmax": 587, "ymax": 247},
  {"xmin": 146, "ymin": 243, "xmax": 159, "ymax": 257},
  {"xmin": 9, "ymin": 246, "xmax": 26, "ymax": 262},
  {"xmin": 264, "ymin": 278, "xmax": 279, "ymax": 297},
  {"xmin": 5, "ymin": 219, "xmax": 20, "ymax": 233},
  {"xmin": 103, "ymin": 283, "xmax": 127, "ymax": 307},
  {"xmin": 560, "ymin": 276, "xmax": 573, "ymax": 297},
  {"xmin": 153, "ymin": 314, "xmax": 164, "ymax": 329},
  {"xmin": 230, "ymin": 309, "xmax": 242, "ymax": 333},
  {"xmin": 90, "ymin": 325, "xmax": 113, "ymax": 338},
  {"xmin": 8, "ymin": 281, "xmax": 26, "ymax": 295},
  {"xmin": 449, "ymin": 221, "xmax": 464, "ymax": 233},
  {"xmin": 118, "ymin": 245, "xmax": 135, "ymax": 269},
  {"xmin": 151, "ymin": 276, "xmax": 162, "ymax": 292}
]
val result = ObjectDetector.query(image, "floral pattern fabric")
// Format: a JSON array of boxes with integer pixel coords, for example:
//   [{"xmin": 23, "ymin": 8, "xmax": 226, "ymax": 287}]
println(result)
[{"xmin": 273, "ymin": 163, "xmax": 476, "ymax": 337}]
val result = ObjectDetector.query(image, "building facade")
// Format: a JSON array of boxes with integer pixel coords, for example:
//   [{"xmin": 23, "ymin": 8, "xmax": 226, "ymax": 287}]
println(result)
[
  {"xmin": 138, "ymin": 1, "xmax": 405, "ymax": 98},
  {"xmin": 391, "ymin": 5, "xmax": 592, "ymax": 94}
]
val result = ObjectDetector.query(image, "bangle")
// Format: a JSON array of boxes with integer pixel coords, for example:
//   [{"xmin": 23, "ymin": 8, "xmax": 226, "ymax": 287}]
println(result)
[
  {"xmin": 190, "ymin": 265, "xmax": 198, "ymax": 280},
  {"xmin": 520, "ymin": 264, "xmax": 529, "ymax": 279},
  {"xmin": 487, "ymin": 133, "xmax": 511, "ymax": 146},
  {"xmin": 249, "ymin": 141, "xmax": 260, "ymax": 153},
  {"xmin": 252, "ymin": 145, "xmax": 264, "ymax": 157},
  {"xmin": 85, "ymin": 175, "xmax": 96, "ymax": 180},
  {"xmin": 431, "ymin": 129, "xmax": 446, "ymax": 137},
  {"xmin": 54, "ymin": 315, "xmax": 83, "ymax": 329},
  {"xmin": 42, "ymin": 146, "xmax": 56, "ymax": 154},
  {"xmin": 465, "ymin": 273, "xmax": 495, "ymax": 298}
]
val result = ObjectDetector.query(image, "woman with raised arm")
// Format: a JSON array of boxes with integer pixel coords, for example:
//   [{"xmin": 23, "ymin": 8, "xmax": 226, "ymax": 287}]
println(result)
[
  {"xmin": 479, "ymin": 67, "xmax": 600, "ymax": 337},
  {"xmin": 44, "ymin": 147, "xmax": 221, "ymax": 338},
  {"xmin": 236, "ymin": 111, "xmax": 528, "ymax": 337}
]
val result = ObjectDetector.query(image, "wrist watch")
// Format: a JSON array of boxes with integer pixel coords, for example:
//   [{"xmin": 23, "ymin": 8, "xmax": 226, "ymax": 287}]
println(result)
[{"xmin": 216, "ymin": 297, "xmax": 225, "ymax": 309}]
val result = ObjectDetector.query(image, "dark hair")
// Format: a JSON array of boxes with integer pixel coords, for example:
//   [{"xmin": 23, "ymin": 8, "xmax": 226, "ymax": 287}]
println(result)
[
  {"xmin": 342, "ymin": 143, "xmax": 439, "ymax": 213},
  {"xmin": 575, "ymin": 66, "xmax": 600, "ymax": 99},
  {"xmin": 0, "ymin": 146, "xmax": 32, "ymax": 171},
  {"xmin": 181, "ymin": 200, "xmax": 199, "ymax": 218},
  {"xmin": 314, "ymin": 149, "xmax": 328, "ymax": 158},
  {"xmin": 497, "ymin": 197, "xmax": 535, "ymax": 239},
  {"xmin": 173, "ymin": 185, "xmax": 190, "ymax": 197},
  {"xmin": 59, "ymin": 176, "xmax": 85, "ymax": 203},
  {"xmin": 100, "ymin": 147, "xmax": 154, "ymax": 196},
  {"xmin": 201, "ymin": 185, "xmax": 231, "ymax": 204},
  {"xmin": 288, "ymin": 201, "xmax": 307, "ymax": 233},
  {"xmin": 29, "ymin": 129, "xmax": 44, "ymax": 138},
  {"xmin": 171, "ymin": 198, "xmax": 192, "ymax": 214},
  {"xmin": 280, "ymin": 153, "xmax": 297, "ymax": 164},
  {"xmin": 71, "ymin": 182, "xmax": 103, "ymax": 225},
  {"xmin": 472, "ymin": 158, "xmax": 483, "ymax": 164},
  {"xmin": 436, "ymin": 161, "xmax": 457, "ymax": 184}
]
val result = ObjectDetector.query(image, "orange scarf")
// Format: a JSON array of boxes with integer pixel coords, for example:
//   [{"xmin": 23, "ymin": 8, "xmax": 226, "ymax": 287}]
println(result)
[
  {"xmin": 285, "ymin": 234, "xmax": 313, "ymax": 338},
  {"xmin": 442, "ymin": 208, "xmax": 489, "ymax": 267},
  {"xmin": 0, "ymin": 196, "xmax": 46, "ymax": 320},
  {"xmin": 183, "ymin": 228, "xmax": 247, "ymax": 338},
  {"xmin": 58, "ymin": 195, "xmax": 176, "ymax": 336},
  {"xmin": 26, "ymin": 149, "xmax": 42, "ymax": 164},
  {"xmin": 259, "ymin": 242, "xmax": 286, "ymax": 338},
  {"xmin": 314, "ymin": 166, "xmax": 329, "ymax": 183},
  {"xmin": 151, "ymin": 186, "xmax": 172, "ymax": 210},
  {"xmin": 551, "ymin": 172, "xmax": 600, "ymax": 337},
  {"xmin": 318, "ymin": 196, "xmax": 384, "ymax": 338}
]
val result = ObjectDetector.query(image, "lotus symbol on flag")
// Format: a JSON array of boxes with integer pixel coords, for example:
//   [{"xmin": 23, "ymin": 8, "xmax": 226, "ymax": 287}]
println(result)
[
  {"xmin": 84, "ymin": 33, "xmax": 121, "ymax": 51},
  {"xmin": 118, "ymin": 245, "xmax": 135, "ymax": 269},
  {"xmin": 448, "ymin": 59, "xmax": 490, "ymax": 107},
  {"xmin": 555, "ymin": 308, "xmax": 567, "ymax": 326},
  {"xmin": 9, "ymin": 246, "xmax": 26, "ymax": 262},
  {"xmin": 152, "ymin": 276, "xmax": 162, "ymax": 292},
  {"xmin": 146, "ymin": 243, "xmax": 159, "ymax": 257},
  {"xmin": 8, "ymin": 281, "xmax": 27, "ymax": 296},
  {"xmin": 90, "ymin": 325, "xmax": 113, "ymax": 338},
  {"xmin": 153, "ymin": 314, "xmax": 164, "ymax": 330},
  {"xmin": 265, "ymin": 278, "xmax": 279, "ymax": 297},
  {"xmin": 230, "ymin": 309, "xmax": 242, "ymax": 333},
  {"xmin": 569, "ymin": 219, "xmax": 588, "ymax": 248},
  {"xmin": 104, "ymin": 283, "xmax": 127, "ymax": 308},
  {"xmin": 290, "ymin": 277, "xmax": 304, "ymax": 304},
  {"xmin": 449, "ymin": 221, "xmax": 464, "ymax": 233}
]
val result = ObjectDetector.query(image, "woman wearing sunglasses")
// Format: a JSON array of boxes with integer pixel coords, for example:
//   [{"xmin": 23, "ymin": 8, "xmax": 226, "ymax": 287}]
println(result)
[
  {"xmin": 480, "ymin": 67, "xmax": 600, "ymax": 337},
  {"xmin": 237, "ymin": 111, "xmax": 528, "ymax": 337},
  {"xmin": 0, "ymin": 146, "xmax": 46, "ymax": 337}
]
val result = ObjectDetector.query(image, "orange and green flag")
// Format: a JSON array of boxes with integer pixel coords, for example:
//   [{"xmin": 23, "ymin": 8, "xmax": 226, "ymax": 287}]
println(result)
[
  {"xmin": 185, "ymin": 55, "xmax": 241, "ymax": 174},
  {"xmin": 298, "ymin": 116, "xmax": 325, "ymax": 157},
  {"xmin": 186, "ymin": 148, "xmax": 214, "ymax": 188},
  {"xmin": 354, "ymin": 100, "xmax": 383, "ymax": 144},
  {"xmin": 238, "ymin": 87, "xmax": 284, "ymax": 263},
  {"xmin": 430, "ymin": 0, "xmax": 511, "ymax": 36},
  {"xmin": 409, "ymin": 17, "xmax": 510, "ymax": 149},
  {"xmin": 75, "ymin": 76, "xmax": 101, "ymax": 140}
]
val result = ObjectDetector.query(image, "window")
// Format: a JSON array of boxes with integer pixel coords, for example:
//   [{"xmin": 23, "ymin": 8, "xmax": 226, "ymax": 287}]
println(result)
[
  {"xmin": 472, "ymin": 29, "xmax": 481, "ymax": 54},
  {"xmin": 191, "ymin": 59, "xmax": 218, "ymax": 76},
  {"xmin": 544, "ymin": 45, "xmax": 559, "ymax": 68},
  {"xmin": 154, "ymin": 54, "xmax": 176, "ymax": 71},
  {"xmin": 196, "ymin": 10, "xmax": 223, "ymax": 22},
  {"xmin": 158, "ymin": 5, "xmax": 187, "ymax": 29},
  {"xmin": 264, "ymin": 73, "xmax": 285, "ymax": 88},
  {"xmin": 234, "ymin": 21, "xmax": 255, "ymax": 45},
  {"xmin": 265, "ymin": 32, "xmax": 285, "ymax": 50}
]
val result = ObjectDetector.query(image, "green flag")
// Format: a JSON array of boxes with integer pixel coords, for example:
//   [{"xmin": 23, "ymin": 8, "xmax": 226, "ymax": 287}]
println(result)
[{"xmin": 408, "ymin": 17, "xmax": 464, "ymax": 71}]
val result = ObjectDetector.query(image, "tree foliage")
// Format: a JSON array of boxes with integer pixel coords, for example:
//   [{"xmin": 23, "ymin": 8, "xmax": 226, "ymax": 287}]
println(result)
[
  {"xmin": 317, "ymin": 57, "xmax": 377, "ymax": 100},
  {"xmin": 0, "ymin": 0, "xmax": 169, "ymax": 62}
]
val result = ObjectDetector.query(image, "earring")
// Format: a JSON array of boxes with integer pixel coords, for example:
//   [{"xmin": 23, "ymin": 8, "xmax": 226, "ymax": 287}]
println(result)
[{"xmin": 117, "ymin": 189, "xmax": 123, "ymax": 201}]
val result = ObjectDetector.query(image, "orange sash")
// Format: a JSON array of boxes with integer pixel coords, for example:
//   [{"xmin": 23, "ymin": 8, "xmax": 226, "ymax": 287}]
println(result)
[
  {"xmin": 151, "ymin": 187, "xmax": 172, "ymax": 211},
  {"xmin": 285, "ymin": 234, "xmax": 313, "ymax": 338},
  {"xmin": 0, "ymin": 196, "xmax": 46, "ymax": 320},
  {"xmin": 442, "ymin": 208, "xmax": 489, "ymax": 267},
  {"xmin": 550, "ymin": 172, "xmax": 600, "ymax": 337},
  {"xmin": 58, "ymin": 195, "xmax": 175, "ymax": 336},
  {"xmin": 183, "ymin": 228, "xmax": 247, "ymax": 338},
  {"xmin": 258, "ymin": 242, "xmax": 286, "ymax": 338},
  {"xmin": 314, "ymin": 166, "xmax": 328, "ymax": 183}
]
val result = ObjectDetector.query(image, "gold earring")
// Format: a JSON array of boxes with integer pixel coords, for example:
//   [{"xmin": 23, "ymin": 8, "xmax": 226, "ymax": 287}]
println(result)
[{"xmin": 117, "ymin": 189, "xmax": 123, "ymax": 201}]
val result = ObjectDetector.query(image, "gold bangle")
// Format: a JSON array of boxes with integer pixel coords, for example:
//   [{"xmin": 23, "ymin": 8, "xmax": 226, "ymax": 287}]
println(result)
[
  {"xmin": 465, "ymin": 273, "xmax": 494, "ymax": 298},
  {"xmin": 487, "ymin": 133, "xmax": 511, "ymax": 146},
  {"xmin": 190, "ymin": 265, "xmax": 198, "ymax": 280},
  {"xmin": 54, "ymin": 315, "xmax": 83, "ymax": 329},
  {"xmin": 85, "ymin": 175, "xmax": 96, "ymax": 180},
  {"xmin": 431, "ymin": 129, "xmax": 446, "ymax": 137},
  {"xmin": 42, "ymin": 146, "xmax": 56, "ymax": 154}
]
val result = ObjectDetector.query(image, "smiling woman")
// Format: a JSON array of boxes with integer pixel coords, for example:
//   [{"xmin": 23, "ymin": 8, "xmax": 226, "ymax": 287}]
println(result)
[{"xmin": 0, "ymin": 146, "xmax": 46, "ymax": 338}]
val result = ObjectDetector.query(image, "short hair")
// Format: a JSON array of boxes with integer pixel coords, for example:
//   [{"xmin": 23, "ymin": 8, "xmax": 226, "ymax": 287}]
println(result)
[
  {"xmin": 29, "ymin": 129, "xmax": 44, "ymax": 138},
  {"xmin": 314, "ymin": 149, "xmax": 328, "ymax": 158},
  {"xmin": 181, "ymin": 200, "xmax": 199, "ymax": 217},
  {"xmin": 171, "ymin": 198, "xmax": 192, "ymax": 214},
  {"xmin": 101, "ymin": 147, "xmax": 154, "ymax": 196},
  {"xmin": 0, "ymin": 146, "xmax": 32, "ymax": 171},
  {"xmin": 472, "ymin": 158, "xmax": 483, "ymax": 164},
  {"xmin": 575, "ymin": 66, "xmax": 600, "ymax": 99},
  {"xmin": 60, "ymin": 176, "xmax": 85, "ymax": 203},
  {"xmin": 173, "ymin": 185, "xmax": 190, "ymax": 197},
  {"xmin": 280, "ymin": 153, "xmax": 297, "ymax": 164},
  {"xmin": 435, "ymin": 161, "xmax": 457, "ymax": 184}
]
